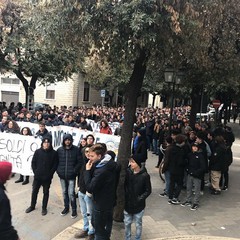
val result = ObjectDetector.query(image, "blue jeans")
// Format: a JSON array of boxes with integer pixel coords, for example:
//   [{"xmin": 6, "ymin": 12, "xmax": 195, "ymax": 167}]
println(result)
[
  {"xmin": 60, "ymin": 178, "xmax": 76, "ymax": 211},
  {"xmin": 152, "ymin": 139, "xmax": 159, "ymax": 154},
  {"xmin": 164, "ymin": 170, "xmax": 170, "ymax": 195},
  {"xmin": 124, "ymin": 210, "xmax": 144, "ymax": 240},
  {"xmin": 78, "ymin": 191, "xmax": 95, "ymax": 235},
  {"xmin": 92, "ymin": 206, "xmax": 113, "ymax": 240}
]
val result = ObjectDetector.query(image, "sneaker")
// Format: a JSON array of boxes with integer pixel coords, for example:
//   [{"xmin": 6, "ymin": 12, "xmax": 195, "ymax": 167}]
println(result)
[
  {"xmin": 181, "ymin": 201, "xmax": 192, "ymax": 207},
  {"xmin": 74, "ymin": 230, "xmax": 88, "ymax": 238},
  {"xmin": 222, "ymin": 186, "xmax": 228, "ymax": 191},
  {"xmin": 171, "ymin": 198, "xmax": 180, "ymax": 205},
  {"xmin": 41, "ymin": 209, "xmax": 47, "ymax": 216},
  {"xmin": 25, "ymin": 206, "xmax": 35, "ymax": 213},
  {"xmin": 159, "ymin": 192, "xmax": 167, "ymax": 198},
  {"xmin": 15, "ymin": 178, "xmax": 23, "ymax": 183},
  {"xmin": 71, "ymin": 210, "xmax": 77, "ymax": 219},
  {"xmin": 190, "ymin": 204, "xmax": 199, "ymax": 211},
  {"xmin": 211, "ymin": 190, "xmax": 221, "ymax": 195},
  {"xmin": 86, "ymin": 234, "xmax": 95, "ymax": 240},
  {"xmin": 60, "ymin": 208, "xmax": 69, "ymax": 216}
]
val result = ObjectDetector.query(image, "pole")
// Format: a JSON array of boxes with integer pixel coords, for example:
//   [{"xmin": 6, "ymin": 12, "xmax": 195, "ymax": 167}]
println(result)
[
  {"xmin": 101, "ymin": 97, "xmax": 104, "ymax": 107},
  {"xmin": 168, "ymin": 74, "xmax": 176, "ymax": 134}
]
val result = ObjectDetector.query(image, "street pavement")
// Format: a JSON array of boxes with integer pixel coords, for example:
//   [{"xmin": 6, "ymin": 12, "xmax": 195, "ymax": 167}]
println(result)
[{"xmin": 52, "ymin": 122, "xmax": 240, "ymax": 240}]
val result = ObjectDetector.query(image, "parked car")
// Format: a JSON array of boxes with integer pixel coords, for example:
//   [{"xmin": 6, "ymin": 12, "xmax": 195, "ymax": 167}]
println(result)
[
  {"xmin": 23, "ymin": 102, "xmax": 49, "ymax": 111},
  {"xmin": 196, "ymin": 109, "xmax": 216, "ymax": 120}
]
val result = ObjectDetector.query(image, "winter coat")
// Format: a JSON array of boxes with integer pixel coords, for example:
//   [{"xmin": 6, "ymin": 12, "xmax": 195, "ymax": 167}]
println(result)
[
  {"xmin": 124, "ymin": 166, "xmax": 152, "ymax": 214},
  {"xmin": 100, "ymin": 126, "xmax": 112, "ymax": 135},
  {"xmin": 31, "ymin": 141, "xmax": 58, "ymax": 181},
  {"xmin": 209, "ymin": 143, "xmax": 227, "ymax": 171},
  {"xmin": 84, "ymin": 154, "xmax": 120, "ymax": 211},
  {"xmin": 163, "ymin": 143, "xmax": 186, "ymax": 175},
  {"xmin": 186, "ymin": 151, "xmax": 206, "ymax": 179},
  {"xmin": 35, "ymin": 128, "xmax": 50, "ymax": 140},
  {"xmin": 57, "ymin": 134, "xmax": 83, "ymax": 180},
  {"xmin": 79, "ymin": 120, "xmax": 93, "ymax": 131},
  {"xmin": 0, "ymin": 184, "xmax": 19, "ymax": 240}
]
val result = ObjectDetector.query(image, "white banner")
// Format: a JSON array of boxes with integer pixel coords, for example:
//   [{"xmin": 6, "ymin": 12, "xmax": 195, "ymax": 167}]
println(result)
[{"xmin": 0, "ymin": 123, "xmax": 120, "ymax": 176}]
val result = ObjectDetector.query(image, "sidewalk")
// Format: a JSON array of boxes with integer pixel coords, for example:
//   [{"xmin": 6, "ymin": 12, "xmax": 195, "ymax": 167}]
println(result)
[{"xmin": 52, "ymin": 122, "xmax": 240, "ymax": 240}]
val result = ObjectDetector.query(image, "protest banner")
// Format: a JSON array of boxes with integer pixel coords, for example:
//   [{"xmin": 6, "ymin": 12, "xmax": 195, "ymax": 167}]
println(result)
[{"xmin": 1, "ymin": 123, "xmax": 121, "ymax": 175}]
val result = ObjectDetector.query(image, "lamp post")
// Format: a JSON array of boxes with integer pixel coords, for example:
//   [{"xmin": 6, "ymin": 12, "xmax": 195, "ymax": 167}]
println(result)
[{"xmin": 164, "ymin": 68, "xmax": 183, "ymax": 134}]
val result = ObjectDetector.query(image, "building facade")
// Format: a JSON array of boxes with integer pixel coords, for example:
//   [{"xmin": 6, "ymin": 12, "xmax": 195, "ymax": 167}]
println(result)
[{"xmin": 0, "ymin": 73, "xmax": 150, "ymax": 109}]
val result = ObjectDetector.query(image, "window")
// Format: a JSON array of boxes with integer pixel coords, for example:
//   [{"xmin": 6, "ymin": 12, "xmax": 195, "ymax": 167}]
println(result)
[
  {"xmin": 45, "ymin": 84, "xmax": 55, "ymax": 100},
  {"xmin": 1, "ymin": 78, "xmax": 20, "ymax": 84},
  {"xmin": 83, "ymin": 82, "xmax": 90, "ymax": 101}
]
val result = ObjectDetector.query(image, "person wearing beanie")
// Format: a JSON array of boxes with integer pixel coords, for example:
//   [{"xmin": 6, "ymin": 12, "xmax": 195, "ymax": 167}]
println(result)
[
  {"xmin": 25, "ymin": 136, "xmax": 58, "ymax": 216},
  {"xmin": 0, "ymin": 161, "xmax": 20, "ymax": 240},
  {"xmin": 181, "ymin": 143, "xmax": 206, "ymax": 210},
  {"xmin": 124, "ymin": 155, "xmax": 152, "ymax": 240},
  {"xmin": 132, "ymin": 127, "xmax": 148, "ymax": 167}
]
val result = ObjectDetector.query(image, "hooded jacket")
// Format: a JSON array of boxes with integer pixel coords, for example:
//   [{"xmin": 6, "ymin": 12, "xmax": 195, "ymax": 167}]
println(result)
[
  {"xmin": 0, "ymin": 162, "xmax": 19, "ymax": 240},
  {"xmin": 164, "ymin": 143, "xmax": 186, "ymax": 175},
  {"xmin": 132, "ymin": 128, "xmax": 148, "ymax": 163},
  {"xmin": 84, "ymin": 154, "xmax": 120, "ymax": 211},
  {"xmin": 124, "ymin": 166, "xmax": 152, "ymax": 214},
  {"xmin": 57, "ymin": 134, "xmax": 83, "ymax": 180},
  {"xmin": 31, "ymin": 136, "xmax": 58, "ymax": 181}
]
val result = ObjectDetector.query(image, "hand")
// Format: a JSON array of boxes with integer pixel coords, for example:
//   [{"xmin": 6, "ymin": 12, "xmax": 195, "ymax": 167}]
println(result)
[{"xmin": 86, "ymin": 160, "xmax": 93, "ymax": 170}]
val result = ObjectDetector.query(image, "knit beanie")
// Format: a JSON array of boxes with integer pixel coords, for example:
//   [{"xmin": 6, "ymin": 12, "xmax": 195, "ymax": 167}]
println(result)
[
  {"xmin": 0, "ymin": 161, "xmax": 12, "ymax": 184},
  {"xmin": 131, "ymin": 154, "xmax": 142, "ymax": 168}
]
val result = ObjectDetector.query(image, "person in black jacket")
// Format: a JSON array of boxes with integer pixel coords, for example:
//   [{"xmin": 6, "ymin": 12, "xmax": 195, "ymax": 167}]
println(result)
[
  {"xmin": 57, "ymin": 134, "xmax": 83, "ymax": 219},
  {"xmin": 209, "ymin": 136, "xmax": 227, "ymax": 195},
  {"xmin": 74, "ymin": 145, "xmax": 95, "ymax": 240},
  {"xmin": 132, "ymin": 127, "xmax": 148, "ymax": 166},
  {"xmin": 84, "ymin": 143, "xmax": 119, "ymax": 240},
  {"xmin": 25, "ymin": 136, "xmax": 58, "ymax": 216},
  {"xmin": 167, "ymin": 134, "xmax": 186, "ymax": 204},
  {"xmin": 0, "ymin": 161, "xmax": 20, "ymax": 240},
  {"xmin": 124, "ymin": 154, "xmax": 152, "ymax": 240},
  {"xmin": 35, "ymin": 122, "xmax": 50, "ymax": 140},
  {"xmin": 181, "ymin": 143, "xmax": 206, "ymax": 210}
]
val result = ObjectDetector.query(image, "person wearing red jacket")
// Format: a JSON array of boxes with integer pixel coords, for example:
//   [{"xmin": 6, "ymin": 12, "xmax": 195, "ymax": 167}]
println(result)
[
  {"xmin": 99, "ymin": 119, "xmax": 112, "ymax": 135},
  {"xmin": 0, "ymin": 161, "xmax": 20, "ymax": 240}
]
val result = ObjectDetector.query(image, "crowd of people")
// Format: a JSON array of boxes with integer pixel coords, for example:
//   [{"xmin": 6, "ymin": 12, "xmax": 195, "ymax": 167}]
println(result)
[{"xmin": 0, "ymin": 102, "xmax": 236, "ymax": 240}]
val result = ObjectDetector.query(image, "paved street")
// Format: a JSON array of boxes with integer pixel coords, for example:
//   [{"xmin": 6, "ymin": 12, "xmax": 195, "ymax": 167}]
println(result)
[{"xmin": 8, "ymin": 122, "xmax": 240, "ymax": 240}]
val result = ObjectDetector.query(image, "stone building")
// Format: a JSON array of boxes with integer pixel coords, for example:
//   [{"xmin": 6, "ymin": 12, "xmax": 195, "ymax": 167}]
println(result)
[{"xmin": 0, "ymin": 73, "xmax": 149, "ymax": 109}]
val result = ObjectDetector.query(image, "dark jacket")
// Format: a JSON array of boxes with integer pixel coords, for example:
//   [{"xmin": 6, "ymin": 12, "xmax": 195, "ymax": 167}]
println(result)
[
  {"xmin": 186, "ymin": 151, "xmax": 206, "ymax": 179},
  {"xmin": 32, "ymin": 137, "xmax": 58, "ymax": 181},
  {"xmin": 84, "ymin": 154, "xmax": 119, "ymax": 211},
  {"xmin": 79, "ymin": 120, "xmax": 93, "ymax": 131},
  {"xmin": 163, "ymin": 143, "xmax": 186, "ymax": 175},
  {"xmin": 132, "ymin": 128, "xmax": 148, "ymax": 163},
  {"xmin": 0, "ymin": 184, "xmax": 19, "ymax": 240},
  {"xmin": 209, "ymin": 143, "xmax": 227, "ymax": 171},
  {"xmin": 57, "ymin": 134, "xmax": 83, "ymax": 180},
  {"xmin": 35, "ymin": 128, "xmax": 50, "ymax": 140},
  {"xmin": 124, "ymin": 166, "xmax": 152, "ymax": 214}
]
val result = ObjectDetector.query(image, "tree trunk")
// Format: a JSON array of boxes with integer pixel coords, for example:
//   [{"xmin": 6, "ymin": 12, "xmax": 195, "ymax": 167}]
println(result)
[
  {"xmin": 113, "ymin": 49, "xmax": 148, "ymax": 222},
  {"xmin": 14, "ymin": 69, "xmax": 38, "ymax": 105},
  {"xmin": 189, "ymin": 85, "xmax": 201, "ymax": 128}
]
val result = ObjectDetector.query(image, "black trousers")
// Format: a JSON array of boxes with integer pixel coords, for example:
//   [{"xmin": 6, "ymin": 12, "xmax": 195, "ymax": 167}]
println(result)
[
  {"xmin": 168, "ymin": 174, "xmax": 183, "ymax": 200},
  {"xmin": 30, "ymin": 178, "xmax": 52, "ymax": 210}
]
